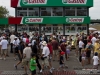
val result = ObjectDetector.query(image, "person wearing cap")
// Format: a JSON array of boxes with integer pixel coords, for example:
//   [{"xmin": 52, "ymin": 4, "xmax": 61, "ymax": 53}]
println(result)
[
  {"xmin": 10, "ymin": 33, "xmax": 16, "ymax": 53},
  {"xmin": 41, "ymin": 41, "xmax": 52, "ymax": 73},
  {"xmin": 13, "ymin": 37, "xmax": 19, "ymax": 60},
  {"xmin": 0, "ymin": 36, "xmax": 8, "ymax": 60},
  {"xmin": 58, "ymin": 51, "xmax": 66, "ymax": 70}
]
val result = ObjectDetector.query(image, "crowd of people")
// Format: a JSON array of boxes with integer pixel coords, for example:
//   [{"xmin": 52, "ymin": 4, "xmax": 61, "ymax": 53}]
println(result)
[{"xmin": 0, "ymin": 32, "xmax": 100, "ymax": 75}]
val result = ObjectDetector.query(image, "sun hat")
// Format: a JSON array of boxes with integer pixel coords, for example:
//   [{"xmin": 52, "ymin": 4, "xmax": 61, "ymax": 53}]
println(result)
[{"xmin": 42, "ymin": 41, "xmax": 47, "ymax": 46}]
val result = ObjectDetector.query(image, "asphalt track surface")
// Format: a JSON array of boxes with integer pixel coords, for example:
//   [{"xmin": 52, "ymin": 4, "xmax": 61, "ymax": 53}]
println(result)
[{"xmin": 0, "ymin": 47, "xmax": 100, "ymax": 75}]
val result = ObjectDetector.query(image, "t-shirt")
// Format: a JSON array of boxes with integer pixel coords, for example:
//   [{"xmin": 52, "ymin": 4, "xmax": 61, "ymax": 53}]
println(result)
[
  {"xmin": 10, "ymin": 35, "xmax": 16, "ymax": 43},
  {"xmin": 47, "ymin": 43, "xmax": 53, "ymax": 54},
  {"xmin": 91, "ymin": 37, "xmax": 97, "ymax": 45},
  {"xmin": 26, "ymin": 38, "xmax": 29, "ymax": 44},
  {"xmin": 42, "ymin": 46, "xmax": 50, "ymax": 57},
  {"xmin": 60, "ymin": 44, "xmax": 66, "ymax": 52},
  {"xmin": 30, "ymin": 58, "xmax": 36, "ymax": 71},
  {"xmin": 93, "ymin": 56, "xmax": 99, "ymax": 65},
  {"xmin": 0, "ymin": 39, "xmax": 8, "ymax": 49},
  {"xmin": 79, "ymin": 41, "xmax": 84, "ymax": 48},
  {"xmin": 23, "ymin": 47, "xmax": 32, "ymax": 60},
  {"xmin": 23, "ymin": 38, "xmax": 26, "ymax": 43},
  {"xmin": 52, "ymin": 40, "xmax": 58, "ymax": 50},
  {"xmin": 18, "ymin": 44, "xmax": 25, "ymax": 54},
  {"xmin": 39, "ymin": 41, "xmax": 43, "ymax": 50},
  {"xmin": 13, "ymin": 40, "xmax": 19, "ymax": 48},
  {"xmin": 32, "ymin": 40, "xmax": 36, "ymax": 46}
]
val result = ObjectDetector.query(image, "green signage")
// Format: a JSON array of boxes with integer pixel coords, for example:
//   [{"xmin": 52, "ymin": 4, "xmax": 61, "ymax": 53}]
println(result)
[
  {"xmin": 0, "ymin": 18, "xmax": 8, "ymax": 25},
  {"xmin": 19, "ymin": 0, "xmax": 93, "ymax": 7},
  {"xmin": 22, "ymin": 17, "xmax": 90, "ymax": 24}
]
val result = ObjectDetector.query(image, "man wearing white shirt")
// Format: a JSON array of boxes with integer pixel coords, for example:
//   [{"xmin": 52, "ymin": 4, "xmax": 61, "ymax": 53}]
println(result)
[
  {"xmin": 10, "ymin": 33, "xmax": 16, "ymax": 53},
  {"xmin": 13, "ymin": 37, "xmax": 19, "ymax": 60},
  {"xmin": 0, "ymin": 37, "xmax": 8, "ymax": 60},
  {"xmin": 41, "ymin": 41, "xmax": 52, "ymax": 73},
  {"xmin": 79, "ymin": 39, "xmax": 84, "ymax": 56},
  {"xmin": 91, "ymin": 34, "xmax": 97, "ymax": 46},
  {"xmin": 31, "ymin": 38, "xmax": 36, "ymax": 46}
]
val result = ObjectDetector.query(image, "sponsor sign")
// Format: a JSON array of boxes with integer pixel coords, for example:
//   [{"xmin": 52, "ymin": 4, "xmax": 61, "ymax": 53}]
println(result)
[
  {"xmin": 25, "ymin": 18, "xmax": 43, "ymax": 23},
  {"xmin": 21, "ymin": 17, "xmax": 90, "ymax": 24},
  {"xmin": 15, "ymin": 0, "xmax": 93, "ymax": 7},
  {"xmin": 62, "ymin": 0, "xmax": 87, "ymax": 4},
  {"xmin": 66, "ymin": 18, "xmax": 84, "ymax": 23},
  {"xmin": 22, "ymin": 0, "xmax": 47, "ymax": 5}
]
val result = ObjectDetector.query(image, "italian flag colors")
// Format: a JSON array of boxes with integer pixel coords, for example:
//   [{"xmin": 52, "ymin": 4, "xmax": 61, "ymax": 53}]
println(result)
[{"xmin": 8, "ymin": 17, "xmax": 90, "ymax": 24}]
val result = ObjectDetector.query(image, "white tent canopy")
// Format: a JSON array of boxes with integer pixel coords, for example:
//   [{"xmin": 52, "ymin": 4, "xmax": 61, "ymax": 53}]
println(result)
[
  {"xmin": 93, "ymin": 31, "xmax": 100, "ymax": 34},
  {"xmin": 89, "ymin": 27, "xmax": 97, "ymax": 30}
]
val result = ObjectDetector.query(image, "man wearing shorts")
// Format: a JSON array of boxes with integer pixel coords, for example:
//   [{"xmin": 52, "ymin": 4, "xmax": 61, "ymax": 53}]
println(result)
[
  {"xmin": 0, "ymin": 37, "xmax": 8, "ymax": 60},
  {"xmin": 14, "ymin": 41, "xmax": 25, "ymax": 69},
  {"xmin": 22, "ymin": 44, "xmax": 32, "ymax": 75},
  {"xmin": 41, "ymin": 41, "xmax": 52, "ymax": 73}
]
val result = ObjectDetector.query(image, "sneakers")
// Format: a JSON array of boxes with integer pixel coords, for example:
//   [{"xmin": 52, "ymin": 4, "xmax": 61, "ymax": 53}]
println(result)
[
  {"xmin": 50, "ymin": 69, "xmax": 52, "ymax": 73},
  {"xmin": 51, "ymin": 67, "xmax": 55, "ymax": 70},
  {"xmin": 40, "ymin": 69, "xmax": 42, "ymax": 73},
  {"xmin": 14, "ymin": 65, "xmax": 17, "ymax": 70},
  {"xmin": 0, "ymin": 58, "xmax": 6, "ymax": 60}
]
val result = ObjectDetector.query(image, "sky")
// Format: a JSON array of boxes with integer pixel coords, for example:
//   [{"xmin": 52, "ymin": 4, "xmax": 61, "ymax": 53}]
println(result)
[{"xmin": 0, "ymin": 0, "xmax": 100, "ymax": 19}]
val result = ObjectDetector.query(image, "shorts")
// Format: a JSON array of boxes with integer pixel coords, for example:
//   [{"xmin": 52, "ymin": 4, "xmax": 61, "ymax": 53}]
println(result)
[
  {"xmin": 82, "ymin": 57, "xmax": 85, "ymax": 60},
  {"xmin": 48, "ymin": 54, "xmax": 52, "ymax": 62},
  {"xmin": 14, "ymin": 47, "xmax": 18, "ymax": 54},
  {"xmin": 53, "ymin": 50, "xmax": 58, "ymax": 55},
  {"xmin": 1, "ymin": 49, "xmax": 7, "ymax": 55},
  {"xmin": 42, "ymin": 57, "xmax": 49, "ymax": 66},
  {"xmin": 79, "ymin": 48, "xmax": 82, "ymax": 52},
  {"xmin": 66, "ymin": 49, "xmax": 70, "ymax": 54},
  {"xmin": 93, "ymin": 65, "xmax": 98, "ymax": 69},
  {"xmin": 17, "ymin": 54, "xmax": 22, "ymax": 61},
  {"xmin": 31, "ymin": 70, "xmax": 36, "ymax": 75},
  {"xmin": 22, "ymin": 58, "xmax": 30, "ymax": 66}
]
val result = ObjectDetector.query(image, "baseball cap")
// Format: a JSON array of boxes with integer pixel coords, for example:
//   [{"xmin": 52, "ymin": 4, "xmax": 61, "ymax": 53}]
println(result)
[{"xmin": 60, "ymin": 51, "xmax": 65, "ymax": 55}]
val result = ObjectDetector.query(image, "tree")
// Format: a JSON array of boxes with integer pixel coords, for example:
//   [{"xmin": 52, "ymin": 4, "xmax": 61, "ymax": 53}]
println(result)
[{"xmin": 0, "ymin": 6, "xmax": 9, "ymax": 18}]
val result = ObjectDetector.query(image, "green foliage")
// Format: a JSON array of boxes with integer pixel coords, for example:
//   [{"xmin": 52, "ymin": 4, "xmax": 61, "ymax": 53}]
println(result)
[{"xmin": 0, "ymin": 6, "xmax": 9, "ymax": 18}]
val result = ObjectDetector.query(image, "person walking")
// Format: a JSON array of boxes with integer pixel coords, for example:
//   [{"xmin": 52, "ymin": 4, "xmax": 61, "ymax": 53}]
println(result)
[
  {"xmin": 22, "ymin": 44, "xmax": 32, "ymax": 75},
  {"xmin": 29, "ymin": 53, "xmax": 37, "ymax": 75},
  {"xmin": 14, "ymin": 41, "xmax": 25, "ymax": 69},
  {"xmin": 10, "ymin": 33, "xmax": 16, "ymax": 53},
  {"xmin": 41, "ymin": 41, "xmax": 52, "ymax": 73},
  {"xmin": 0, "ymin": 37, "xmax": 8, "ymax": 60}
]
